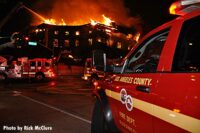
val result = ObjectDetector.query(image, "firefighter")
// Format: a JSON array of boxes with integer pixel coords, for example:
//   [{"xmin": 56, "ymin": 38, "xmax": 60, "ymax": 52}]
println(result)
[{"xmin": 14, "ymin": 61, "xmax": 22, "ymax": 78}]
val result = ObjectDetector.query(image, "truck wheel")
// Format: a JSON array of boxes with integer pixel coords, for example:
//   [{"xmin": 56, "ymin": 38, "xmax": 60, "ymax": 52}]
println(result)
[
  {"xmin": 35, "ymin": 73, "xmax": 44, "ymax": 81},
  {"xmin": 0, "ymin": 73, "xmax": 7, "ymax": 81},
  {"xmin": 91, "ymin": 100, "xmax": 109, "ymax": 133}
]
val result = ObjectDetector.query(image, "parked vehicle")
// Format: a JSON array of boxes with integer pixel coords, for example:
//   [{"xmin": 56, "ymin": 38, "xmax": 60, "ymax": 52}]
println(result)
[
  {"xmin": 91, "ymin": 0, "xmax": 200, "ymax": 132},
  {"xmin": 82, "ymin": 51, "xmax": 118, "ymax": 84},
  {"xmin": 82, "ymin": 58, "xmax": 105, "ymax": 82},
  {"xmin": 0, "ymin": 57, "xmax": 55, "ymax": 81}
]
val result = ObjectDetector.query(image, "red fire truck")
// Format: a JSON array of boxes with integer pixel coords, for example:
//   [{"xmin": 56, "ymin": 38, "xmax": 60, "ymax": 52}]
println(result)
[
  {"xmin": 0, "ymin": 57, "xmax": 55, "ymax": 81},
  {"xmin": 91, "ymin": 0, "xmax": 200, "ymax": 133},
  {"xmin": 82, "ymin": 58, "xmax": 111, "ymax": 82}
]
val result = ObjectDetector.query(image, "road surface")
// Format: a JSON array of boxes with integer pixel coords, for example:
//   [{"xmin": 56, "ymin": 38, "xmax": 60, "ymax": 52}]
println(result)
[{"xmin": 0, "ymin": 75, "xmax": 95, "ymax": 133}]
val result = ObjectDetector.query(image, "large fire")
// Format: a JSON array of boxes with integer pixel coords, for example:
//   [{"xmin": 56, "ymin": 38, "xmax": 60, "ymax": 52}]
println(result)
[
  {"xmin": 23, "ymin": 5, "xmax": 115, "ymax": 27},
  {"xmin": 43, "ymin": 14, "xmax": 114, "ymax": 26},
  {"xmin": 23, "ymin": 0, "xmax": 142, "ymax": 34},
  {"xmin": 44, "ymin": 18, "xmax": 66, "ymax": 25},
  {"xmin": 90, "ymin": 15, "xmax": 114, "ymax": 26}
]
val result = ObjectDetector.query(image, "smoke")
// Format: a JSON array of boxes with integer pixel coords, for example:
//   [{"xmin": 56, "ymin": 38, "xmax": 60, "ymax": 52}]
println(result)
[{"xmin": 33, "ymin": 0, "xmax": 142, "ymax": 31}]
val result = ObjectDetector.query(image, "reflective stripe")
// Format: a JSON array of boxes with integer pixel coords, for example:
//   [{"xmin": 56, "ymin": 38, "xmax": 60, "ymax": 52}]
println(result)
[
  {"xmin": 105, "ymin": 89, "xmax": 200, "ymax": 133},
  {"xmin": 23, "ymin": 72, "xmax": 35, "ymax": 74}
]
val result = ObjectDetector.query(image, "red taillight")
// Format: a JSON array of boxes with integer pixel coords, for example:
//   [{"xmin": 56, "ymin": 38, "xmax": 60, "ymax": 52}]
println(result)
[
  {"xmin": 93, "ymin": 81, "xmax": 101, "ymax": 90},
  {"xmin": 25, "ymin": 37, "xmax": 29, "ymax": 41},
  {"xmin": 93, "ymin": 81, "xmax": 98, "ymax": 86},
  {"xmin": 50, "ymin": 81, "xmax": 56, "ymax": 86},
  {"xmin": 51, "ymin": 73, "xmax": 55, "ymax": 77},
  {"xmin": 116, "ymin": 86, "xmax": 120, "ymax": 89}
]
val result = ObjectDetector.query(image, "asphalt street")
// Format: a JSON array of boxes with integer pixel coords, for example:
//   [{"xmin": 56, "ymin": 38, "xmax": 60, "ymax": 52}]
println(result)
[{"xmin": 0, "ymin": 75, "xmax": 95, "ymax": 133}]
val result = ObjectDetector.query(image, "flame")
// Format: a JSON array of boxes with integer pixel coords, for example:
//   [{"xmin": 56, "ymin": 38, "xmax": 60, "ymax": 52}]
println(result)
[
  {"xmin": 90, "ymin": 15, "xmax": 114, "ymax": 26},
  {"xmin": 44, "ymin": 18, "xmax": 66, "ymax": 25},
  {"xmin": 24, "ymin": 1, "xmax": 142, "ymax": 31},
  {"xmin": 44, "ymin": 19, "xmax": 56, "ymax": 25},
  {"xmin": 134, "ymin": 32, "xmax": 141, "ymax": 42},
  {"xmin": 102, "ymin": 14, "xmax": 113, "ymax": 26},
  {"xmin": 60, "ymin": 19, "xmax": 66, "ymax": 25},
  {"xmin": 90, "ymin": 19, "xmax": 98, "ymax": 26},
  {"xmin": 42, "ymin": 14, "xmax": 114, "ymax": 26}
]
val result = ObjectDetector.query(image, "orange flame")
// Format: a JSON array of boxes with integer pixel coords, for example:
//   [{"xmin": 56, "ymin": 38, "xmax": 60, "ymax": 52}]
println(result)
[
  {"xmin": 90, "ymin": 19, "xmax": 98, "ymax": 26},
  {"xmin": 60, "ymin": 19, "xmax": 66, "ymax": 25},
  {"xmin": 102, "ymin": 14, "xmax": 113, "ymax": 26},
  {"xmin": 133, "ymin": 32, "xmax": 141, "ymax": 42},
  {"xmin": 44, "ymin": 18, "xmax": 66, "ymax": 25},
  {"xmin": 42, "ymin": 14, "xmax": 114, "ymax": 26},
  {"xmin": 90, "ymin": 15, "xmax": 114, "ymax": 26},
  {"xmin": 44, "ymin": 19, "xmax": 56, "ymax": 25}
]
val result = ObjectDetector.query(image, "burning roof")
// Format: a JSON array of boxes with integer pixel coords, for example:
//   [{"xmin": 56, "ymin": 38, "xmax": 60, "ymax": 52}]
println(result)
[
  {"xmin": 30, "ymin": 0, "xmax": 142, "ymax": 32},
  {"xmin": 42, "ymin": 14, "xmax": 114, "ymax": 26}
]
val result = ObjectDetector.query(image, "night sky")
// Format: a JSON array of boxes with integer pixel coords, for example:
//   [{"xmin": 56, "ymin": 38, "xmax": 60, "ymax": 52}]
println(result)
[
  {"xmin": 125, "ymin": 0, "xmax": 176, "ymax": 33},
  {"xmin": 0, "ymin": 0, "xmax": 176, "ymax": 36}
]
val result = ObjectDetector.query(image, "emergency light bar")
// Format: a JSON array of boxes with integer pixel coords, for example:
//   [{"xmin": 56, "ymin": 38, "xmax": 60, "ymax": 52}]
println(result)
[{"xmin": 169, "ymin": 0, "xmax": 200, "ymax": 15}]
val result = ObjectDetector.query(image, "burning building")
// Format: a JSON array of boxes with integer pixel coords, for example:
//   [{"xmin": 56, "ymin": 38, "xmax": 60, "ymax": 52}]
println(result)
[
  {"xmin": 25, "ymin": 16, "xmax": 137, "ymax": 60},
  {"xmin": 5, "ymin": 1, "xmax": 141, "ymax": 61}
]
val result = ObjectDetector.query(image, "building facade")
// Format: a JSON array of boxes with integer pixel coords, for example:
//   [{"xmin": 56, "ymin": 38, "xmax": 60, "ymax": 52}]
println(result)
[{"xmin": 27, "ymin": 23, "xmax": 136, "ymax": 60}]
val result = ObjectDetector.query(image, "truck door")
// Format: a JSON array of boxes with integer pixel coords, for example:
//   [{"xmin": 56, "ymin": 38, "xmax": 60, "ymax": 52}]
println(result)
[
  {"xmin": 37, "ymin": 61, "xmax": 42, "ymax": 70},
  {"xmin": 45, "ymin": 61, "xmax": 50, "ymax": 69},
  {"xmin": 153, "ymin": 15, "xmax": 200, "ymax": 133},
  {"xmin": 30, "ymin": 61, "xmax": 36, "ymax": 70},
  {"xmin": 107, "ymin": 28, "xmax": 170, "ymax": 133},
  {"xmin": 29, "ymin": 61, "xmax": 36, "ymax": 77}
]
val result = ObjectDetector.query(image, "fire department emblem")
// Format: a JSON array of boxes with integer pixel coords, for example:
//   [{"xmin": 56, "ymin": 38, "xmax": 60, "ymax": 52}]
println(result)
[
  {"xmin": 120, "ymin": 88, "xmax": 127, "ymax": 104},
  {"xmin": 120, "ymin": 88, "xmax": 133, "ymax": 111},
  {"xmin": 125, "ymin": 95, "xmax": 133, "ymax": 111}
]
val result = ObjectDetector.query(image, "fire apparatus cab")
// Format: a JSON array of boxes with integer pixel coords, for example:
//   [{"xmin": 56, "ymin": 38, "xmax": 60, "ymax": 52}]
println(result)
[
  {"xmin": 82, "ymin": 58, "xmax": 97, "ymax": 81},
  {"xmin": 82, "ymin": 58, "xmax": 107, "ymax": 82},
  {"xmin": 0, "ymin": 57, "xmax": 55, "ymax": 81},
  {"xmin": 91, "ymin": 0, "xmax": 200, "ymax": 133},
  {"xmin": 82, "ymin": 51, "xmax": 117, "ymax": 83}
]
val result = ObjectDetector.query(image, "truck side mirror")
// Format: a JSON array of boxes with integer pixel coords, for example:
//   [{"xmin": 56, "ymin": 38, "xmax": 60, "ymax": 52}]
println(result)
[{"xmin": 113, "ymin": 59, "xmax": 127, "ymax": 74}]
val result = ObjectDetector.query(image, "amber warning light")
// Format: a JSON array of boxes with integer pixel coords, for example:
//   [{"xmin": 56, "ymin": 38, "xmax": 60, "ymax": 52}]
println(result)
[{"xmin": 169, "ymin": 0, "xmax": 200, "ymax": 15}]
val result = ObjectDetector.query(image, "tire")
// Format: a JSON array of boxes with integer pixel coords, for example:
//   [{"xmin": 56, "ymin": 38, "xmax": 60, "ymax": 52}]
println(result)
[
  {"xmin": 91, "ymin": 100, "xmax": 109, "ymax": 133},
  {"xmin": 35, "ymin": 73, "xmax": 45, "ymax": 81}
]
